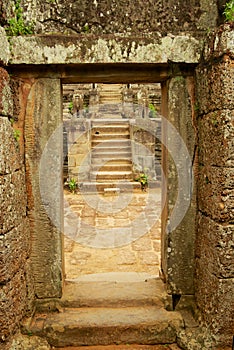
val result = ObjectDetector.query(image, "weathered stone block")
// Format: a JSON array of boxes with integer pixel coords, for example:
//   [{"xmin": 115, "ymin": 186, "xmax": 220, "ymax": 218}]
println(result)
[
  {"xmin": 24, "ymin": 78, "xmax": 63, "ymax": 298},
  {"xmin": 0, "ymin": 218, "xmax": 30, "ymax": 283},
  {"xmin": 0, "ymin": 269, "xmax": 28, "ymax": 341},
  {"xmin": 69, "ymin": 142, "xmax": 90, "ymax": 155},
  {"xmin": 4, "ymin": 0, "xmax": 218, "ymax": 35},
  {"xmin": 203, "ymin": 23, "xmax": 234, "ymax": 60},
  {"xmin": 0, "ymin": 118, "xmax": 22, "ymax": 175},
  {"xmin": 162, "ymin": 75, "xmax": 196, "ymax": 295},
  {"xmin": 7, "ymin": 334, "xmax": 51, "ymax": 350},
  {"xmin": 68, "ymin": 155, "xmax": 76, "ymax": 167},
  {"xmin": 168, "ymin": 76, "xmax": 196, "ymax": 158},
  {"xmin": 195, "ymin": 258, "xmax": 234, "ymax": 346},
  {"xmin": 166, "ymin": 200, "xmax": 196, "ymax": 295},
  {"xmin": 0, "ymin": 171, "xmax": 27, "ymax": 235},
  {"xmin": 9, "ymin": 34, "xmax": 202, "ymax": 65},
  {"xmin": 198, "ymin": 165, "xmax": 234, "ymax": 223},
  {"xmin": 198, "ymin": 110, "xmax": 234, "ymax": 167},
  {"xmin": 196, "ymin": 213, "xmax": 234, "ymax": 279},
  {"xmin": 196, "ymin": 58, "xmax": 234, "ymax": 114},
  {"xmin": 137, "ymin": 252, "xmax": 159, "ymax": 265},
  {"xmin": 0, "ymin": 27, "xmax": 10, "ymax": 65},
  {"xmin": 132, "ymin": 237, "xmax": 152, "ymax": 251},
  {"xmin": 0, "ymin": 68, "xmax": 13, "ymax": 117}
]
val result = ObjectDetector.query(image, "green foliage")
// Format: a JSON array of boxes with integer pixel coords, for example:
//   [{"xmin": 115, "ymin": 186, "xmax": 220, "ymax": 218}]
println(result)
[
  {"xmin": 82, "ymin": 23, "xmax": 90, "ymax": 33},
  {"xmin": 6, "ymin": 0, "xmax": 34, "ymax": 36},
  {"xmin": 194, "ymin": 102, "xmax": 200, "ymax": 112},
  {"xmin": 135, "ymin": 172, "xmax": 148, "ymax": 191},
  {"xmin": 223, "ymin": 0, "xmax": 234, "ymax": 22},
  {"xmin": 67, "ymin": 178, "xmax": 77, "ymax": 193},
  {"xmin": 13, "ymin": 129, "xmax": 20, "ymax": 142},
  {"xmin": 174, "ymin": 76, "xmax": 184, "ymax": 82},
  {"xmin": 68, "ymin": 101, "xmax": 73, "ymax": 113},
  {"xmin": 149, "ymin": 103, "xmax": 156, "ymax": 118}
]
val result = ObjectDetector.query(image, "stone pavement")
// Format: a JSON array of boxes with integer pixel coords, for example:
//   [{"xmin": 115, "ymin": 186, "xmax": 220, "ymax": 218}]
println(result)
[
  {"xmin": 64, "ymin": 187, "xmax": 161, "ymax": 279},
  {"xmin": 55, "ymin": 345, "xmax": 181, "ymax": 350}
]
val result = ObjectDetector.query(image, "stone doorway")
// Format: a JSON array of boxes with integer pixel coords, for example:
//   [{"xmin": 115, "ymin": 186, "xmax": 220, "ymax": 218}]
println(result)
[
  {"xmin": 62, "ymin": 83, "xmax": 163, "ymax": 281},
  {"xmin": 17, "ymin": 62, "xmax": 196, "ymax": 301}
]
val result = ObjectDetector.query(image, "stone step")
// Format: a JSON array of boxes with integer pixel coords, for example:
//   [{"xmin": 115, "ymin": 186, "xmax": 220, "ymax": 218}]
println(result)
[
  {"xmin": 79, "ymin": 181, "xmax": 141, "ymax": 192},
  {"xmin": 91, "ymin": 123, "xmax": 129, "ymax": 128},
  {"xmin": 92, "ymin": 134, "xmax": 130, "ymax": 141},
  {"xmin": 60, "ymin": 276, "xmax": 166, "ymax": 308},
  {"xmin": 99, "ymin": 98, "xmax": 121, "ymax": 101},
  {"xmin": 90, "ymin": 171, "xmax": 133, "ymax": 181},
  {"xmin": 92, "ymin": 146, "xmax": 131, "ymax": 155},
  {"xmin": 92, "ymin": 139, "xmax": 131, "ymax": 148},
  {"xmin": 91, "ymin": 152, "xmax": 132, "ymax": 160},
  {"xmin": 92, "ymin": 163, "xmax": 132, "ymax": 172},
  {"xmin": 96, "ymin": 114, "xmax": 123, "ymax": 119},
  {"xmin": 92, "ymin": 125, "xmax": 130, "ymax": 133},
  {"xmin": 92, "ymin": 119, "xmax": 129, "ymax": 124},
  {"xmin": 25, "ymin": 306, "xmax": 183, "ymax": 347},
  {"xmin": 91, "ymin": 157, "xmax": 132, "ymax": 166},
  {"xmin": 54, "ymin": 345, "xmax": 181, "ymax": 350}
]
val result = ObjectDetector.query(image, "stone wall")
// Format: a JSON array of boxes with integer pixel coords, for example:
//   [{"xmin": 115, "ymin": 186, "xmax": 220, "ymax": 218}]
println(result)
[
  {"xmin": 65, "ymin": 119, "xmax": 91, "ymax": 182},
  {"xmin": 131, "ymin": 119, "xmax": 158, "ymax": 182},
  {"xmin": 195, "ymin": 23, "xmax": 234, "ymax": 347},
  {"xmin": 1, "ymin": 0, "xmax": 219, "ymax": 36},
  {"xmin": 0, "ymin": 66, "xmax": 33, "ymax": 344}
]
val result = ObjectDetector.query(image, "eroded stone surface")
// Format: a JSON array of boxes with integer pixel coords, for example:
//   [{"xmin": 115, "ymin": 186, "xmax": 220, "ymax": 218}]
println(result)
[
  {"xmin": 203, "ymin": 23, "xmax": 234, "ymax": 60},
  {"xmin": 161, "ymin": 75, "xmax": 197, "ymax": 295},
  {"xmin": 196, "ymin": 57, "xmax": 234, "ymax": 115},
  {"xmin": 9, "ymin": 34, "xmax": 202, "ymax": 65},
  {"xmin": 0, "ymin": 68, "xmax": 13, "ymax": 117},
  {"xmin": 2, "ymin": 0, "xmax": 218, "ymax": 35},
  {"xmin": 24, "ymin": 78, "xmax": 63, "ymax": 298},
  {"xmin": 0, "ymin": 27, "xmax": 10, "ymax": 65},
  {"xmin": 195, "ymin": 25, "xmax": 234, "ymax": 348},
  {"xmin": 27, "ymin": 306, "xmax": 183, "ymax": 347},
  {"xmin": 7, "ymin": 333, "xmax": 51, "ymax": 350},
  {"xmin": 0, "ymin": 109, "xmax": 31, "ymax": 342},
  {"xmin": 64, "ymin": 189, "xmax": 161, "ymax": 278},
  {"xmin": 55, "ymin": 346, "xmax": 181, "ymax": 350},
  {"xmin": 198, "ymin": 109, "xmax": 234, "ymax": 168}
]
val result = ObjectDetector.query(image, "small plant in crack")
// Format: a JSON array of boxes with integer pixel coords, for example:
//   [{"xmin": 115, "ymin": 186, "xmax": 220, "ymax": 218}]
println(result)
[
  {"xmin": 13, "ymin": 129, "xmax": 21, "ymax": 142},
  {"xmin": 65, "ymin": 178, "xmax": 78, "ymax": 193},
  {"xmin": 223, "ymin": 0, "xmax": 234, "ymax": 22},
  {"xmin": 68, "ymin": 101, "xmax": 73, "ymax": 114},
  {"xmin": 6, "ymin": 0, "xmax": 34, "ymax": 36},
  {"xmin": 135, "ymin": 167, "xmax": 149, "ymax": 192}
]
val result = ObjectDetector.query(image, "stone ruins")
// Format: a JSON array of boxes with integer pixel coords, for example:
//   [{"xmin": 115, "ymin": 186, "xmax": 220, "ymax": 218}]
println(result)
[{"xmin": 0, "ymin": 1, "xmax": 233, "ymax": 349}]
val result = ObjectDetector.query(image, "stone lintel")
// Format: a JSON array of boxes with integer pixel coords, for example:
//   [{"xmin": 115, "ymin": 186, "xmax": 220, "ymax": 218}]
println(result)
[
  {"xmin": 9, "ymin": 34, "xmax": 202, "ymax": 66},
  {"xmin": 8, "ymin": 63, "xmax": 197, "ymax": 84}
]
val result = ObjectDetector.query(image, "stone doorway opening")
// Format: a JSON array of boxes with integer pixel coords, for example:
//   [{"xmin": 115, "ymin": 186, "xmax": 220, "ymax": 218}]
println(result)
[{"xmin": 62, "ymin": 83, "xmax": 163, "ymax": 282}]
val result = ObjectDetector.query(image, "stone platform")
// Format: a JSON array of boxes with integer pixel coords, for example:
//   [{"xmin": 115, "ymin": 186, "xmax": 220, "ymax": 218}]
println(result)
[
  {"xmin": 23, "ymin": 275, "xmax": 183, "ymax": 348},
  {"xmin": 64, "ymin": 188, "xmax": 161, "ymax": 279},
  {"xmin": 55, "ymin": 346, "xmax": 181, "ymax": 350}
]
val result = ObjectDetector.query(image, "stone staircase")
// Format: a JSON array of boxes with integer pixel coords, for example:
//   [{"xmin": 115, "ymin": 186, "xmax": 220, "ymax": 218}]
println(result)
[
  {"xmin": 97, "ymin": 84, "xmax": 123, "ymax": 119},
  {"xmin": 90, "ymin": 119, "xmax": 133, "ymax": 184},
  {"xmin": 22, "ymin": 273, "xmax": 184, "ymax": 347},
  {"xmin": 99, "ymin": 83, "xmax": 123, "ymax": 105}
]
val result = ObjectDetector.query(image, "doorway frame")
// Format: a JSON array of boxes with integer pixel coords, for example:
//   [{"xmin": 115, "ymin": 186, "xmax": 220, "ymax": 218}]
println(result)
[{"xmin": 9, "ymin": 62, "xmax": 197, "ymax": 301}]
